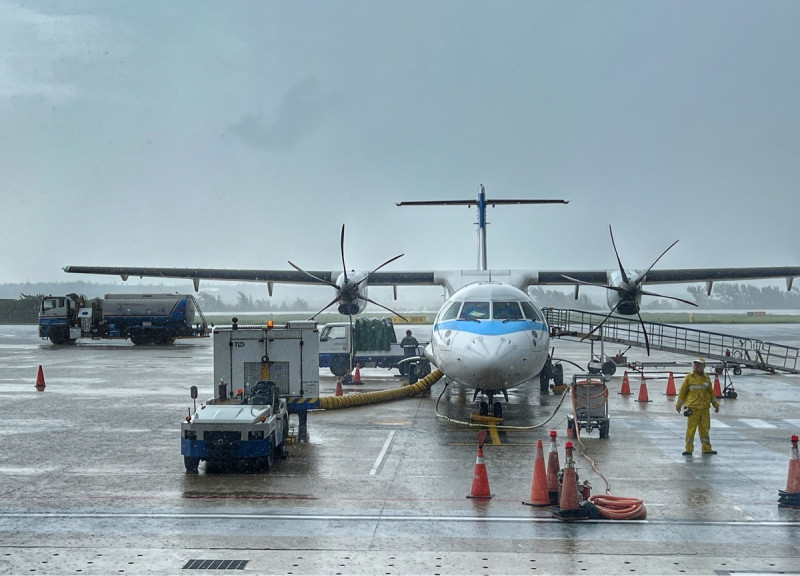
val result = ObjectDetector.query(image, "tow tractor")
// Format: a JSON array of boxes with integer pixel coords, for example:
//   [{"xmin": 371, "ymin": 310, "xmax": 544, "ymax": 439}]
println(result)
[
  {"xmin": 181, "ymin": 379, "xmax": 289, "ymax": 472},
  {"xmin": 181, "ymin": 319, "xmax": 320, "ymax": 472}
]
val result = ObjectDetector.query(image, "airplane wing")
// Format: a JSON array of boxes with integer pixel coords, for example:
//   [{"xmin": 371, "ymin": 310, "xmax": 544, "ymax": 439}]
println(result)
[
  {"xmin": 63, "ymin": 264, "xmax": 799, "ymax": 292},
  {"xmin": 62, "ymin": 265, "xmax": 437, "ymax": 291},
  {"xmin": 535, "ymin": 267, "xmax": 800, "ymax": 289}
]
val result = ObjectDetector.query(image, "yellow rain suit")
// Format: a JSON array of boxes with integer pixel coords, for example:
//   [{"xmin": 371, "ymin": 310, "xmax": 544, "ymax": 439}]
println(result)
[{"xmin": 676, "ymin": 371, "xmax": 720, "ymax": 454}]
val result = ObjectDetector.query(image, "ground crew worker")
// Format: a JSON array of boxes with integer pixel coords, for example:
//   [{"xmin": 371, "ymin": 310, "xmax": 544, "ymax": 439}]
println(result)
[
  {"xmin": 398, "ymin": 330, "xmax": 419, "ymax": 376},
  {"xmin": 675, "ymin": 358, "xmax": 720, "ymax": 456}
]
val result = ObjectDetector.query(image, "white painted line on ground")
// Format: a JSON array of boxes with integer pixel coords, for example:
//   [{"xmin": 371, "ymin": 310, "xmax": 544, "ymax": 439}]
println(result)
[
  {"xmin": 739, "ymin": 419, "xmax": 777, "ymax": 429},
  {"xmin": 370, "ymin": 430, "xmax": 395, "ymax": 476}
]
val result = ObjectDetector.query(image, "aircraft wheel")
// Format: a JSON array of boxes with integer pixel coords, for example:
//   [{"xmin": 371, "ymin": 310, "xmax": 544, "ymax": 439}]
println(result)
[
  {"xmin": 479, "ymin": 401, "xmax": 489, "ymax": 416},
  {"xmin": 492, "ymin": 401, "xmax": 503, "ymax": 419}
]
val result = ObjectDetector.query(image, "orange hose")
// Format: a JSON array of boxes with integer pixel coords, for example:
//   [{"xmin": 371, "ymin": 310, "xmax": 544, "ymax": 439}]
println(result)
[{"xmin": 589, "ymin": 494, "xmax": 647, "ymax": 520}]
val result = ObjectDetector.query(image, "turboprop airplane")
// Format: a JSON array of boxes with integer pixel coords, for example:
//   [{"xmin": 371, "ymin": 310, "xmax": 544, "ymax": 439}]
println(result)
[{"xmin": 63, "ymin": 185, "xmax": 800, "ymax": 418}]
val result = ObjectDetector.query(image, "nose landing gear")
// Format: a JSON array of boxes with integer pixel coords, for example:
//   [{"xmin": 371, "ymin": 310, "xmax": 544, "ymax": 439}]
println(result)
[{"xmin": 474, "ymin": 388, "xmax": 508, "ymax": 419}]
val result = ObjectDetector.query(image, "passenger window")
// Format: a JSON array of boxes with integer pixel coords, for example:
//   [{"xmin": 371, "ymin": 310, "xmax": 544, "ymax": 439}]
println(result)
[
  {"xmin": 493, "ymin": 301, "xmax": 522, "ymax": 320},
  {"xmin": 459, "ymin": 301, "xmax": 490, "ymax": 320}
]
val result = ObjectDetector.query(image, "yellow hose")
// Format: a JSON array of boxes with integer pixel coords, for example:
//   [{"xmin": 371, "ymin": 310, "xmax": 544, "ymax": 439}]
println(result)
[{"xmin": 319, "ymin": 369, "xmax": 443, "ymax": 410}]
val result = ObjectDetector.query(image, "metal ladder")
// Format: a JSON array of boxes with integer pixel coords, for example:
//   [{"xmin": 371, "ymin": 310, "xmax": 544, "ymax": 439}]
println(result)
[{"xmin": 544, "ymin": 308, "xmax": 800, "ymax": 374}]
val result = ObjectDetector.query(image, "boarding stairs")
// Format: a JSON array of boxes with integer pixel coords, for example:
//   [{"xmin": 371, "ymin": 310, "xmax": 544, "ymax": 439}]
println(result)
[{"xmin": 543, "ymin": 308, "xmax": 800, "ymax": 375}]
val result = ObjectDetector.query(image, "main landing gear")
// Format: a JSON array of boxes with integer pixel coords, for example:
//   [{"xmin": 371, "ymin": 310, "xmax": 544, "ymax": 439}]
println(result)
[{"xmin": 473, "ymin": 388, "xmax": 508, "ymax": 419}]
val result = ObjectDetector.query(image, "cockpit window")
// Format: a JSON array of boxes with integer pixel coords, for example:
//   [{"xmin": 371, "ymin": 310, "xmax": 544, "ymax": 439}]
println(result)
[
  {"xmin": 459, "ymin": 301, "xmax": 490, "ymax": 320},
  {"xmin": 521, "ymin": 301, "xmax": 541, "ymax": 321},
  {"xmin": 439, "ymin": 301, "xmax": 461, "ymax": 322},
  {"xmin": 492, "ymin": 301, "xmax": 523, "ymax": 320}
]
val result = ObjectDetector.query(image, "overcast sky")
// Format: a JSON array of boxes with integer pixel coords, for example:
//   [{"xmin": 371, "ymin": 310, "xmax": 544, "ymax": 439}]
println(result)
[{"xmin": 2, "ymin": 1, "xmax": 798, "ymax": 302}]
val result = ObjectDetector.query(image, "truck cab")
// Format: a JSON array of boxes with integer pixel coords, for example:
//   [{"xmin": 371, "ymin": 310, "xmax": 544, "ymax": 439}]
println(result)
[
  {"xmin": 38, "ymin": 294, "xmax": 85, "ymax": 344},
  {"xmin": 318, "ymin": 318, "xmax": 429, "ymax": 378}
]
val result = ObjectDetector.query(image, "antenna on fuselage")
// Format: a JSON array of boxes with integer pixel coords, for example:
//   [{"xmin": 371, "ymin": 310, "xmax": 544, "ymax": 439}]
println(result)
[{"xmin": 396, "ymin": 185, "xmax": 569, "ymax": 269}]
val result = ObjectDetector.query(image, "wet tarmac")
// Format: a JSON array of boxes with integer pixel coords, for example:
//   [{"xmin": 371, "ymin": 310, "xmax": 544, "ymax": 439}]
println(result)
[{"xmin": 1, "ymin": 323, "xmax": 799, "ymax": 575}]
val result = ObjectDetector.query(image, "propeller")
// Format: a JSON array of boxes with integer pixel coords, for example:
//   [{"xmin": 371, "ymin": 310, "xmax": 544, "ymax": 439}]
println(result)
[
  {"xmin": 288, "ymin": 224, "xmax": 408, "ymax": 374},
  {"xmin": 563, "ymin": 225, "xmax": 698, "ymax": 355},
  {"xmin": 288, "ymin": 224, "xmax": 407, "ymax": 321}
]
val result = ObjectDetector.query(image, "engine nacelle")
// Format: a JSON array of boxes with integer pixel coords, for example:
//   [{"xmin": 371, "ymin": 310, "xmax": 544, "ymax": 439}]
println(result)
[{"xmin": 607, "ymin": 270, "xmax": 644, "ymax": 315}]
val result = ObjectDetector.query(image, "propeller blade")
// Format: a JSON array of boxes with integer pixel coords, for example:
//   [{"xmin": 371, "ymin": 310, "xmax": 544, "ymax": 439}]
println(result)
[
  {"xmin": 308, "ymin": 296, "xmax": 340, "ymax": 320},
  {"xmin": 288, "ymin": 261, "xmax": 338, "ymax": 289},
  {"xmin": 639, "ymin": 239, "xmax": 679, "ymax": 280},
  {"xmin": 609, "ymin": 226, "xmax": 630, "ymax": 285},
  {"xmin": 582, "ymin": 300, "xmax": 622, "ymax": 341},
  {"xmin": 340, "ymin": 224, "xmax": 349, "ymax": 284},
  {"xmin": 636, "ymin": 311, "xmax": 651, "ymax": 355},
  {"xmin": 639, "ymin": 289, "xmax": 698, "ymax": 308},
  {"xmin": 360, "ymin": 295, "xmax": 408, "ymax": 322},
  {"xmin": 356, "ymin": 253, "xmax": 405, "ymax": 286}
]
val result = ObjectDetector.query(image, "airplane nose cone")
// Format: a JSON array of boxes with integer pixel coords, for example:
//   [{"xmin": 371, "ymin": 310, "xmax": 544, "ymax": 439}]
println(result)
[{"xmin": 453, "ymin": 334, "xmax": 532, "ymax": 388}]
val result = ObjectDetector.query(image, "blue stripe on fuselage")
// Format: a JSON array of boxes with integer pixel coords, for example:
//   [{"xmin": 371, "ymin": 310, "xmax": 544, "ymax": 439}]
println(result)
[{"xmin": 434, "ymin": 319, "xmax": 546, "ymax": 336}]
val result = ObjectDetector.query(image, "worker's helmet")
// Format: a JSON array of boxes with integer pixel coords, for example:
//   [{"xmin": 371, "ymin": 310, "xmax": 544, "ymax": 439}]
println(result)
[{"xmin": 693, "ymin": 358, "xmax": 706, "ymax": 366}]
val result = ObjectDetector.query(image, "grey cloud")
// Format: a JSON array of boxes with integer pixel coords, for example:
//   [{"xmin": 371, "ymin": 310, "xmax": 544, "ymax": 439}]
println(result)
[{"xmin": 228, "ymin": 77, "xmax": 338, "ymax": 150}]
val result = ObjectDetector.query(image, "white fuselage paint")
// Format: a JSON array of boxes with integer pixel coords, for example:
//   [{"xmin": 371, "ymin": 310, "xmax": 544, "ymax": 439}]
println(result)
[{"xmin": 425, "ymin": 282, "xmax": 550, "ymax": 392}]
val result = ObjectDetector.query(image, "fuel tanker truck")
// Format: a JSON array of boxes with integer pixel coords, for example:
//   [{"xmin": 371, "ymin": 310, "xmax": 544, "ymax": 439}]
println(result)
[{"xmin": 38, "ymin": 293, "xmax": 209, "ymax": 345}]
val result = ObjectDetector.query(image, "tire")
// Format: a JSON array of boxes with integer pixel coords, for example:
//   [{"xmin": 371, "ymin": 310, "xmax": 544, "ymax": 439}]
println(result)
[
  {"xmin": 733, "ymin": 366, "xmax": 742, "ymax": 376},
  {"xmin": 329, "ymin": 355, "xmax": 350, "ymax": 377},
  {"xmin": 49, "ymin": 325, "xmax": 68, "ymax": 345},
  {"xmin": 264, "ymin": 435, "xmax": 275, "ymax": 471},
  {"xmin": 599, "ymin": 421, "xmax": 610, "ymax": 439},
  {"xmin": 184, "ymin": 456, "xmax": 200, "ymax": 472},
  {"xmin": 492, "ymin": 401, "xmax": 503, "ymax": 419},
  {"xmin": 553, "ymin": 364, "xmax": 564, "ymax": 387},
  {"xmin": 479, "ymin": 401, "xmax": 489, "ymax": 416},
  {"xmin": 129, "ymin": 330, "xmax": 144, "ymax": 345}
]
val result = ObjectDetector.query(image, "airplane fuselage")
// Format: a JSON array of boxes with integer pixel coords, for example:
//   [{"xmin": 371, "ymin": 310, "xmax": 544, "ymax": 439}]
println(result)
[{"xmin": 426, "ymin": 282, "xmax": 550, "ymax": 393}]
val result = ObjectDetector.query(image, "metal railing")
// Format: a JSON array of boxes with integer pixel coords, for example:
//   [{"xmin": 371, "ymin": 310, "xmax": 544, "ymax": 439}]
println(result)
[{"xmin": 544, "ymin": 308, "xmax": 799, "ymax": 374}]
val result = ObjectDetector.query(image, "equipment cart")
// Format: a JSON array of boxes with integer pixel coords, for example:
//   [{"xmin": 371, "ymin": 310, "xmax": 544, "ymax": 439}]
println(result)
[{"xmin": 569, "ymin": 373, "xmax": 610, "ymax": 439}]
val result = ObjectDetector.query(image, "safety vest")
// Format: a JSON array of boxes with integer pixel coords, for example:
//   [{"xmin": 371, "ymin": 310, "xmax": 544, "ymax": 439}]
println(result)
[{"xmin": 677, "ymin": 372, "xmax": 718, "ymax": 410}]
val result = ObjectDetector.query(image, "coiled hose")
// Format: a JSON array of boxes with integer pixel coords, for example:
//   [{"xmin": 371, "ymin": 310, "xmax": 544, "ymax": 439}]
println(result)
[
  {"xmin": 318, "ymin": 369, "xmax": 443, "ymax": 410},
  {"xmin": 570, "ymin": 379, "xmax": 647, "ymax": 520}
]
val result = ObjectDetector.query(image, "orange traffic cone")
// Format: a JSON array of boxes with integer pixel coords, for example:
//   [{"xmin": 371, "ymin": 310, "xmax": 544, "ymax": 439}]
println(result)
[
  {"xmin": 35, "ymin": 365, "xmax": 46, "ymax": 391},
  {"xmin": 353, "ymin": 363, "xmax": 362, "ymax": 385},
  {"xmin": 546, "ymin": 430, "xmax": 561, "ymax": 505},
  {"xmin": 635, "ymin": 374, "xmax": 651, "ymax": 403},
  {"xmin": 665, "ymin": 372, "xmax": 677, "ymax": 396},
  {"xmin": 558, "ymin": 441, "xmax": 580, "ymax": 511},
  {"xmin": 713, "ymin": 375, "xmax": 722, "ymax": 398},
  {"xmin": 467, "ymin": 432, "xmax": 492, "ymax": 500},
  {"xmin": 778, "ymin": 435, "xmax": 800, "ymax": 508},
  {"xmin": 523, "ymin": 439, "xmax": 550, "ymax": 506},
  {"xmin": 619, "ymin": 371, "xmax": 631, "ymax": 395},
  {"xmin": 335, "ymin": 377, "xmax": 343, "ymax": 397}
]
